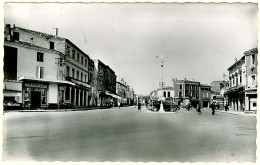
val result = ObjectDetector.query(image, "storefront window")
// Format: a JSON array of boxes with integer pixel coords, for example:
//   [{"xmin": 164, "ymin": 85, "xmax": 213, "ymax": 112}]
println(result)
[{"xmin": 41, "ymin": 89, "xmax": 46, "ymax": 104}]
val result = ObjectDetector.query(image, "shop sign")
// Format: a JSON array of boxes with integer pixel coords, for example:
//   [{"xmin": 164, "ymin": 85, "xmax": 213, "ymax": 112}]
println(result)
[
  {"xmin": 24, "ymin": 83, "xmax": 47, "ymax": 88},
  {"xmin": 246, "ymin": 90, "xmax": 257, "ymax": 94}
]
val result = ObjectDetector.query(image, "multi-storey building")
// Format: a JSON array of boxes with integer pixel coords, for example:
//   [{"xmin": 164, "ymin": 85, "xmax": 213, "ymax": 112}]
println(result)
[
  {"xmin": 225, "ymin": 55, "xmax": 247, "ymax": 111},
  {"xmin": 116, "ymin": 78, "xmax": 136, "ymax": 106},
  {"xmin": 116, "ymin": 78, "xmax": 128, "ymax": 106},
  {"xmin": 129, "ymin": 88, "xmax": 135, "ymax": 106},
  {"xmin": 4, "ymin": 24, "xmax": 107, "ymax": 109},
  {"xmin": 173, "ymin": 78, "xmax": 200, "ymax": 107},
  {"xmin": 210, "ymin": 80, "xmax": 229, "ymax": 109},
  {"xmin": 244, "ymin": 48, "xmax": 258, "ymax": 111},
  {"xmin": 94, "ymin": 60, "xmax": 118, "ymax": 106},
  {"xmin": 200, "ymin": 84, "xmax": 211, "ymax": 108},
  {"xmin": 4, "ymin": 24, "xmax": 75, "ymax": 109},
  {"xmin": 88, "ymin": 59, "xmax": 97, "ymax": 106}
]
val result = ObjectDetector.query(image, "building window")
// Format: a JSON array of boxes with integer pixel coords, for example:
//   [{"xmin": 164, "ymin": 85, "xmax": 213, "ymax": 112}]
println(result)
[
  {"xmin": 252, "ymin": 54, "xmax": 255, "ymax": 65},
  {"xmin": 240, "ymin": 74, "xmax": 242, "ymax": 84},
  {"xmin": 36, "ymin": 66, "xmax": 44, "ymax": 78},
  {"xmin": 81, "ymin": 73, "xmax": 83, "ymax": 82},
  {"xmin": 85, "ymin": 75, "xmax": 87, "ymax": 83},
  {"xmin": 189, "ymin": 85, "xmax": 192, "ymax": 90},
  {"xmin": 13, "ymin": 32, "xmax": 19, "ymax": 41},
  {"xmin": 49, "ymin": 41, "xmax": 55, "ymax": 49},
  {"xmin": 72, "ymin": 68, "xmax": 75, "ymax": 78},
  {"xmin": 41, "ymin": 89, "xmax": 46, "ymax": 104},
  {"xmin": 66, "ymin": 66, "xmax": 70, "ymax": 77},
  {"xmin": 203, "ymin": 93, "xmax": 205, "ymax": 98},
  {"xmin": 168, "ymin": 91, "xmax": 170, "ymax": 98},
  {"xmin": 179, "ymin": 92, "xmax": 182, "ymax": 97},
  {"xmin": 72, "ymin": 49, "xmax": 75, "ymax": 59},
  {"xmin": 206, "ymin": 93, "xmax": 209, "ymax": 97},
  {"xmin": 77, "ymin": 53, "xmax": 80, "ymax": 61},
  {"xmin": 85, "ymin": 59, "xmax": 87, "ymax": 66},
  {"xmin": 179, "ymin": 84, "xmax": 182, "ymax": 90},
  {"xmin": 65, "ymin": 86, "xmax": 70, "ymax": 100},
  {"xmin": 163, "ymin": 91, "xmax": 166, "ymax": 98},
  {"xmin": 195, "ymin": 86, "xmax": 198, "ymax": 91},
  {"xmin": 37, "ymin": 52, "xmax": 44, "ymax": 62},
  {"xmin": 81, "ymin": 56, "xmax": 84, "ymax": 64},
  {"xmin": 196, "ymin": 92, "xmax": 199, "ymax": 98},
  {"xmin": 77, "ymin": 71, "xmax": 79, "ymax": 80},
  {"xmin": 66, "ymin": 46, "xmax": 71, "ymax": 56},
  {"xmin": 189, "ymin": 91, "xmax": 192, "ymax": 97}
]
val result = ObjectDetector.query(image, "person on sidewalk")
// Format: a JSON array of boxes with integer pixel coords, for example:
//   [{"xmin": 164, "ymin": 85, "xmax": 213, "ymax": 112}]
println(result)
[
  {"xmin": 138, "ymin": 101, "xmax": 141, "ymax": 112},
  {"xmin": 197, "ymin": 103, "xmax": 202, "ymax": 115},
  {"xmin": 186, "ymin": 103, "xmax": 191, "ymax": 111},
  {"xmin": 210, "ymin": 102, "xmax": 216, "ymax": 115},
  {"xmin": 225, "ymin": 103, "xmax": 229, "ymax": 111}
]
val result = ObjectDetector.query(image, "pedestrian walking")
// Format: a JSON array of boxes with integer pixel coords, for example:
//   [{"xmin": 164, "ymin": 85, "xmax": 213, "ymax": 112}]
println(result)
[
  {"xmin": 138, "ymin": 102, "xmax": 141, "ymax": 111},
  {"xmin": 197, "ymin": 103, "xmax": 202, "ymax": 115},
  {"xmin": 210, "ymin": 102, "xmax": 216, "ymax": 115},
  {"xmin": 187, "ymin": 103, "xmax": 191, "ymax": 111},
  {"xmin": 118, "ymin": 101, "xmax": 120, "ymax": 109},
  {"xmin": 225, "ymin": 103, "xmax": 229, "ymax": 111}
]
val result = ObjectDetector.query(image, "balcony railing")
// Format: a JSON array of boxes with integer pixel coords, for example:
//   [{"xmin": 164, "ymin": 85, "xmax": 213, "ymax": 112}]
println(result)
[{"xmin": 226, "ymin": 84, "xmax": 245, "ymax": 92}]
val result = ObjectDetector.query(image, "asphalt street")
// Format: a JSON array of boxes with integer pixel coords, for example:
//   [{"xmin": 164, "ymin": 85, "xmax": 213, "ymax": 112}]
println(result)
[{"xmin": 3, "ymin": 106, "xmax": 256, "ymax": 162}]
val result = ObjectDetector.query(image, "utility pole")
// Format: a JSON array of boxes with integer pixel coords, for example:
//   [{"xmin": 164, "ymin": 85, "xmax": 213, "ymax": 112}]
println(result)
[{"xmin": 156, "ymin": 55, "xmax": 167, "ymax": 112}]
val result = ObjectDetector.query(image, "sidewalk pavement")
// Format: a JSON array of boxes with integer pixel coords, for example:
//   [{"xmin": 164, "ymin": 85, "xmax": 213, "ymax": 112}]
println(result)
[
  {"xmin": 3, "ymin": 106, "xmax": 111, "ymax": 113},
  {"xmin": 217, "ymin": 109, "xmax": 257, "ymax": 116}
]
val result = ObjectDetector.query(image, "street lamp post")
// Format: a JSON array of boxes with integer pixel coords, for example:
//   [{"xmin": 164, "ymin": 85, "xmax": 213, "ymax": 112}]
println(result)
[{"xmin": 156, "ymin": 55, "xmax": 167, "ymax": 112}]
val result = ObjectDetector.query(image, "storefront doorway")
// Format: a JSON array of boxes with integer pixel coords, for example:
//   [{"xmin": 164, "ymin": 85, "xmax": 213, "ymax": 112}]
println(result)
[{"xmin": 31, "ymin": 91, "xmax": 41, "ymax": 109}]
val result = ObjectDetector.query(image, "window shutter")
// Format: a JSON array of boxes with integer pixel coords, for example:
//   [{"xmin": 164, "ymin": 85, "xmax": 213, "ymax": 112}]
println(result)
[
  {"xmin": 40, "ymin": 67, "xmax": 44, "ymax": 78},
  {"xmin": 36, "ymin": 66, "xmax": 40, "ymax": 78}
]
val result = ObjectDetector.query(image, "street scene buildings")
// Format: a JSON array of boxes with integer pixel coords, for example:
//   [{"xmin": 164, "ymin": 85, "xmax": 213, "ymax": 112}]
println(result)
[
  {"xmin": 2, "ymin": 3, "xmax": 257, "ymax": 163},
  {"xmin": 3, "ymin": 24, "xmax": 136, "ymax": 110}
]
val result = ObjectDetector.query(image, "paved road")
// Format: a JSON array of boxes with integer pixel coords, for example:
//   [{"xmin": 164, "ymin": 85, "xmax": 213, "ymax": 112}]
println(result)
[{"xmin": 3, "ymin": 106, "xmax": 256, "ymax": 162}]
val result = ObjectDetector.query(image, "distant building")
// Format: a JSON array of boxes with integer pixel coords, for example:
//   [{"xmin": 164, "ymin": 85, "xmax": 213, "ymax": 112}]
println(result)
[
  {"xmin": 210, "ymin": 81, "xmax": 229, "ymax": 109},
  {"xmin": 150, "ymin": 87, "xmax": 175, "ymax": 101},
  {"xmin": 225, "ymin": 54, "xmax": 247, "ymax": 111},
  {"xmin": 244, "ymin": 48, "xmax": 258, "ymax": 111},
  {"xmin": 116, "ymin": 78, "xmax": 135, "ymax": 106},
  {"xmin": 94, "ymin": 59, "xmax": 118, "ymax": 106},
  {"xmin": 200, "ymin": 84, "xmax": 211, "ymax": 108},
  {"xmin": 173, "ymin": 78, "xmax": 200, "ymax": 107}
]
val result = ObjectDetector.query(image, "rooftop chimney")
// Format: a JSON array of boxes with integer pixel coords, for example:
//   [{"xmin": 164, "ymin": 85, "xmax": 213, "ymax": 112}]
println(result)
[{"xmin": 53, "ymin": 28, "xmax": 58, "ymax": 36}]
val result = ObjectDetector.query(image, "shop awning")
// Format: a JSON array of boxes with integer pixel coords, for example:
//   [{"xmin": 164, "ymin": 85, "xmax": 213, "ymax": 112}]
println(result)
[
  {"xmin": 3, "ymin": 81, "xmax": 22, "ymax": 92},
  {"xmin": 19, "ymin": 76, "xmax": 75, "ymax": 86},
  {"xmin": 105, "ymin": 91, "xmax": 123, "ymax": 99}
]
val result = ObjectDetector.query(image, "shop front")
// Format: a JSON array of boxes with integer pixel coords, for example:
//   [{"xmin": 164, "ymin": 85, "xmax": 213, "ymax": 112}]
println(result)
[
  {"xmin": 19, "ymin": 76, "xmax": 75, "ymax": 109},
  {"xmin": 225, "ymin": 86, "xmax": 245, "ymax": 111},
  {"xmin": 245, "ymin": 89, "xmax": 257, "ymax": 111},
  {"xmin": 22, "ymin": 82, "xmax": 48, "ymax": 109}
]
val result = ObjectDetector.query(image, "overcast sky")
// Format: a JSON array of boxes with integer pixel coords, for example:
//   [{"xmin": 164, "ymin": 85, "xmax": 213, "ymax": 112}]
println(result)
[{"xmin": 4, "ymin": 2, "xmax": 258, "ymax": 95}]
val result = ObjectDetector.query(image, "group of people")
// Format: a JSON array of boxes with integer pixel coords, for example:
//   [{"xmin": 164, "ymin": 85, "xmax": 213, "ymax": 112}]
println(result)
[
  {"xmin": 197, "ymin": 102, "xmax": 219, "ymax": 115},
  {"xmin": 189, "ymin": 102, "xmax": 219, "ymax": 115}
]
